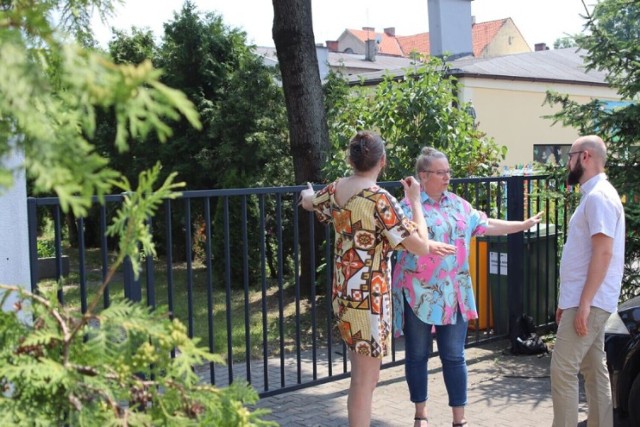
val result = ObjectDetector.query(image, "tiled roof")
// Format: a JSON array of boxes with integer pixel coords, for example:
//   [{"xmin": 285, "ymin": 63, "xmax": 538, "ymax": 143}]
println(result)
[
  {"xmin": 347, "ymin": 19, "xmax": 510, "ymax": 58},
  {"xmin": 396, "ymin": 32, "xmax": 430, "ymax": 57},
  {"xmin": 346, "ymin": 29, "xmax": 408, "ymax": 57},
  {"xmin": 471, "ymin": 18, "xmax": 508, "ymax": 57}
]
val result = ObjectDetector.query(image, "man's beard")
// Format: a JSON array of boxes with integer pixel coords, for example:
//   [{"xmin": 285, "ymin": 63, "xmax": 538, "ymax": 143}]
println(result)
[{"xmin": 567, "ymin": 158, "xmax": 584, "ymax": 185}]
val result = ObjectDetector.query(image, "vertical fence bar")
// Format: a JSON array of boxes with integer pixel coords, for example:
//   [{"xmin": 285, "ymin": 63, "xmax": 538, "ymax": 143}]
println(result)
[
  {"xmin": 145, "ymin": 216, "xmax": 156, "ymax": 309},
  {"xmin": 496, "ymin": 177, "xmax": 510, "ymax": 335},
  {"xmin": 530, "ymin": 177, "xmax": 542, "ymax": 326},
  {"xmin": 223, "ymin": 196, "xmax": 234, "ymax": 383},
  {"xmin": 543, "ymin": 178, "xmax": 552, "ymax": 325},
  {"xmin": 53, "ymin": 205, "xmax": 63, "ymax": 304},
  {"xmin": 77, "ymin": 217, "xmax": 88, "ymax": 313},
  {"xmin": 293, "ymin": 191, "xmax": 302, "ymax": 384},
  {"xmin": 473, "ymin": 180, "xmax": 482, "ymax": 343},
  {"xmin": 241, "ymin": 196, "xmax": 251, "ymax": 384},
  {"xmin": 27, "ymin": 198, "xmax": 38, "ymax": 293},
  {"xmin": 99, "ymin": 204, "xmax": 110, "ymax": 308},
  {"xmin": 276, "ymin": 194, "xmax": 285, "ymax": 387},
  {"xmin": 552, "ymin": 179, "xmax": 561, "ymax": 321},
  {"xmin": 123, "ymin": 256, "xmax": 141, "ymax": 302},
  {"xmin": 259, "ymin": 195, "xmax": 269, "ymax": 391},
  {"xmin": 163, "ymin": 200, "xmax": 176, "ymax": 359},
  {"xmin": 204, "ymin": 197, "xmax": 216, "ymax": 384},
  {"xmin": 309, "ymin": 210, "xmax": 318, "ymax": 380},
  {"xmin": 325, "ymin": 224, "xmax": 333, "ymax": 375},
  {"xmin": 507, "ymin": 175, "xmax": 525, "ymax": 344},
  {"xmin": 184, "ymin": 198, "xmax": 194, "ymax": 338}
]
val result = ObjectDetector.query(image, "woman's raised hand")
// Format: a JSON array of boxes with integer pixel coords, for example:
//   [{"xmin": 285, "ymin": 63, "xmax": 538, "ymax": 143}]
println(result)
[
  {"xmin": 299, "ymin": 182, "xmax": 315, "ymax": 211},
  {"xmin": 525, "ymin": 211, "xmax": 545, "ymax": 230},
  {"xmin": 400, "ymin": 176, "xmax": 421, "ymax": 201}
]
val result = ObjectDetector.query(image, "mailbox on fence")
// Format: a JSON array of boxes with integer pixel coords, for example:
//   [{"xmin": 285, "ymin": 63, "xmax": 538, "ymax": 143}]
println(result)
[{"xmin": 472, "ymin": 224, "xmax": 558, "ymax": 335}]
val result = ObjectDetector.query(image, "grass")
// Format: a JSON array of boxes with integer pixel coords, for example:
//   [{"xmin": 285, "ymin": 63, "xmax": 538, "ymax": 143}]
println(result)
[{"xmin": 37, "ymin": 246, "xmax": 333, "ymax": 363}]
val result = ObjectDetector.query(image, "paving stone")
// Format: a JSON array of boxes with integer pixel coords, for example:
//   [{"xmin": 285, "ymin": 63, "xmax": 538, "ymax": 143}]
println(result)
[{"xmin": 256, "ymin": 339, "xmax": 595, "ymax": 426}]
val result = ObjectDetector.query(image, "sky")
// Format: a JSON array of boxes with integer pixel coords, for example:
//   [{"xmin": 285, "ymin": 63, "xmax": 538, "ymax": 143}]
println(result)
[{"xmin": 92, "ymin": 0, "xmax": 594, "ymax": 50}]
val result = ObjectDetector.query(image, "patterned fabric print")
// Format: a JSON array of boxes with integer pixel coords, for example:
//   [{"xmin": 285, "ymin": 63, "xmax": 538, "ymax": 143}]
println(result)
[
  {"xmin": 313, "ymin": 180, "xmax": 415, "ymax": 358},
  {"xmin": 392, "ymin": 191, "xmax": 488, "ymax": 336}
]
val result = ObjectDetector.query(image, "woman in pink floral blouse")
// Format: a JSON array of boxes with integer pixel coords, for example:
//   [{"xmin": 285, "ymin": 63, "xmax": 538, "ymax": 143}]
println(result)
[{"xmin": 392, "ymin": 147, "xmax": 543, "ymax": 427}]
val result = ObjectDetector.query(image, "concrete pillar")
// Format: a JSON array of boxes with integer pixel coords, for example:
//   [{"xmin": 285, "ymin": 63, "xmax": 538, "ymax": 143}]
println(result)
[{"xmin": 0, "ymin": 148, "xmax": 31, "ymax": 319}]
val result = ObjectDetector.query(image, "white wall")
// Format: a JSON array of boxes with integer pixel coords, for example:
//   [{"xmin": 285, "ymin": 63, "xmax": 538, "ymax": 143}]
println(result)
[
  {"xmin": 316, "ymin": 46, "xmax": 330, "ymax": 82},
  {"xmin": 457, "ymin": 77, "xmax": 621, "ymax": 167},
  {"xmin": 0, "ymin": 148, "xmax": 31, "ymax": 317}
]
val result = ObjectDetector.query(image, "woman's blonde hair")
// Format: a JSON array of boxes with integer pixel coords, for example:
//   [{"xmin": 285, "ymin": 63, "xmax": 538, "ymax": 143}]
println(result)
[{"xmin": 415, "ymin": 146, "xmax": 447, "ymax": 176}]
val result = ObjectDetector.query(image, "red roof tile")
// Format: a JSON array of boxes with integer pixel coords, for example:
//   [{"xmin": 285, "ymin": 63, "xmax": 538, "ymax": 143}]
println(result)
[
  {"xmin": 346, "ymin": 18, "xmax": 509, "ymax": 58},
  {"xmin": 471, "ymin": 18, "xmax": 507, "ymax": 57},
  {"xmin": 397, "ymin": 33, "xmax": 429, "ymax": 57}
]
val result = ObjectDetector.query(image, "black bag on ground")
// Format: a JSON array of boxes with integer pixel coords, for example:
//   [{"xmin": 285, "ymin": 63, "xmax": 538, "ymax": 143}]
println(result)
[{"xmin": 510, "ymin": 314, "xmax": 548, "ymax": 355}]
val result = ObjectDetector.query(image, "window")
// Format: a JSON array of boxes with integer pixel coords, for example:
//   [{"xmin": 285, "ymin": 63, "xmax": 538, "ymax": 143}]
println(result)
[{"xmin": 533, "ymin": 144, "xmax": 571, "ymax": 165}]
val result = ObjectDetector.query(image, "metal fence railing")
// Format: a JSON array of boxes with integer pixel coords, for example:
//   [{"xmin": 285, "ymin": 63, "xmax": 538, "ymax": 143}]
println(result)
[{"xmin": 27, "ymin": 175, "xmax": 571, "ymax": 397}]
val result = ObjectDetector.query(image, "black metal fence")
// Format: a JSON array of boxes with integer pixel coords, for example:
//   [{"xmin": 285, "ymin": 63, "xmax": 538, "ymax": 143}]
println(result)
[{"xmin": 26, "ymin": 174, "xmax": 571, "ymax": 397}]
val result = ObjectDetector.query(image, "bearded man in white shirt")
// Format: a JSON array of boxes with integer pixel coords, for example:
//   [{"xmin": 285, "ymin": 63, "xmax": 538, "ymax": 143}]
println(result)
[{"xmin": 551, "ymin": 135, "xmax": 625, "ymax": 427}]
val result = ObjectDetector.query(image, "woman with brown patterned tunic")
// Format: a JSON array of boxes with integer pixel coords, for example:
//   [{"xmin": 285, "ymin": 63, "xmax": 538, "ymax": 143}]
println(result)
[{"xmin": 300, "ymin": 131, "xmax": 455, "ymax": 427}]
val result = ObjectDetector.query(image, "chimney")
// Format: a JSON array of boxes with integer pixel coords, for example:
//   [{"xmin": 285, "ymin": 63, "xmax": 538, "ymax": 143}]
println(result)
[
  {"xmin": 427, "ymin": 0, "xmax": 473, "ymax": 59},
  {"xmin": 384, "ymin": 27, "xmax": 395, "ymax": 37},
  {"xmin": 365, "ymin": 39, "xmax": 377, "ymax": 62},
  {"xmin": 326, "ymin": 40, "xmax": 339, "ymax": 52},
  {"xmin": 362, "ymin": 26, "xmax": 375, "ymax": 32},
  {"xmin": 535, "ymin": 42, "xmax": 549, "ymax": 51}
]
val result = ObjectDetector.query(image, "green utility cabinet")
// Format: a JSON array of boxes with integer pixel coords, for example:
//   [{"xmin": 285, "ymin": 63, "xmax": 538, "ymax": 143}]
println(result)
[{"xmin": 478, "ymin": 224, "xmax": 558, "ymax": 335}]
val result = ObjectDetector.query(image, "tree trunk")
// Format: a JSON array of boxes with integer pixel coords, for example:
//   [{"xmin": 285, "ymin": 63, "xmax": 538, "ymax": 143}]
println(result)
[{"xmin": 272, "ymin": 0, "xmax": 330, "ymax": 298}]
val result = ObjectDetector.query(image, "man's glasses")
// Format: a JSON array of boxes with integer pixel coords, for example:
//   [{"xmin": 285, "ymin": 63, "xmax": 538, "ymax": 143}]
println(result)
[
  {"xmin": 567, "ymin": 150, "xmax": 585, "ymax": 160},
  {"xmin": 424, "ymin": 169, "xmax": 452, "ymax": 177}
]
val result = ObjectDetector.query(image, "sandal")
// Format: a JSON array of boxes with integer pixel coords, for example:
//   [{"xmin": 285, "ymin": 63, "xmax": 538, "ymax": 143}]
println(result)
[
  {"xmin": 452, "ymin": 421, "xmax": 467, "ymax": 427},
  {"xmin": 414, "ymin": 417, "xmax": 428, "ymax": 426}
]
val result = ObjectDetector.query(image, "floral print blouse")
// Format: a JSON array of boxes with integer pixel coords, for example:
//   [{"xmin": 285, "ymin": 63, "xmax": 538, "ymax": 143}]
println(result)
[
  {"xmin": 392, "ymin": 190, "xmax": 488, "ymax": 335},
  {"xmin": 313, "ymin": 180, "xmax": 415, "ymax": 357}
]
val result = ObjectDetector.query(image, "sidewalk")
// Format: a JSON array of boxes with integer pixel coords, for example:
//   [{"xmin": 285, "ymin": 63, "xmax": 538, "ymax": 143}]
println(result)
[{"xmin": 256, "ymin": 339, "xmax": 575, "ymax": 426}]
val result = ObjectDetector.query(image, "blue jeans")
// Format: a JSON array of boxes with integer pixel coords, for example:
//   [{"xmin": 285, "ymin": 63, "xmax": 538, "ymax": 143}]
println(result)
[{"xmin": 403, "ymin": 298, "xmax": 468, "ymax": 407}]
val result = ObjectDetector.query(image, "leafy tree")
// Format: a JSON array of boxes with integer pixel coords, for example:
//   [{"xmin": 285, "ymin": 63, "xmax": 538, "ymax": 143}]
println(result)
[
  {"xmin": 545, "ymin": 0, "xmax": 640, "ymax": 298},
  {"xmin": 99, "ymin": 2, "xmax": 291, "ymax": 191},
  {"xmin": 0, "ymin": 0, "xmax": 271, "ymax": 424},
  {"xmin": 93, "ymin": 3, "xmax": 293, "ymax": 284},
  {"xmin": 324, "ymin": 57, "xmax": 507, "ymax": 181},
  {"xmin": 109, "ymin": 27, "xmax": 157, "ymax": 65},
  {"xmin": 553, "ymin": 36, "xmax": 579, "ymax": 49}
]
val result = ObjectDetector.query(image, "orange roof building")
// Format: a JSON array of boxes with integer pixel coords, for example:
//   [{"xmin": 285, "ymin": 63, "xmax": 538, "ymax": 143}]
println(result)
[{"xmin": 328, "ymin": 18, "xmax": 531, "ymax": 59}]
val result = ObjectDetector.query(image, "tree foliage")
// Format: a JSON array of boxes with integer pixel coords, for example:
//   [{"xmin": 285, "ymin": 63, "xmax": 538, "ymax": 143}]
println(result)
[
  {"xmin": 99, "ymin": 1, "xmax": 291, "ymax": 191},
  {"xmin": 0, "ymin": 168, "xmax": 273, "ymax": 425},
  {"xmin": 544, "ymin": 0, "xmax": 640, "ymax": 298},
  {"xmin": 99, "ymin": 3, "xmax": 293, "ymax": 278},
  {"xmin": 0, "ymin": 0, "xmax": 272, "ymax": 424},
  {"xmin": 324, "ymin": 57, "xmax": 507, "ymax": 181},
  {"xmin": 553, "ymin": 36, "xmax": 579, "ymax": 49},
  {"xmin": 0, "ymin": 0, "xmax": 200, "ymax": 215}
]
